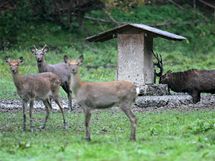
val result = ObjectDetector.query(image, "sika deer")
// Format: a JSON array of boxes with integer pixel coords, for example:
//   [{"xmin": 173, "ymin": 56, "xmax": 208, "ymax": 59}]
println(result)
[
  {"xmin": 64, "ymin": 55, "xmax": 137, "ymax": 141},
  {"xmin": 152, "ymin": 52, "xmax": 215, "ymax": 103},
  {"xmin": 5, "ymin": 57, "xmax": 67, "ymax": 132},
  {"xmin": 160, "ymin": 69, "xmax": 215, "ymax": 103},
  {"xmin": 31, "ymin": 45, "xmax": 73, "ymax": 111}
]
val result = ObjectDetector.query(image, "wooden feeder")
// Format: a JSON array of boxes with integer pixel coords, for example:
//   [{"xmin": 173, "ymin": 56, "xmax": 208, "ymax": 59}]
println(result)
[{"xmin": 86, "ymin": 23, "xmax": 186, "ymax": 87}]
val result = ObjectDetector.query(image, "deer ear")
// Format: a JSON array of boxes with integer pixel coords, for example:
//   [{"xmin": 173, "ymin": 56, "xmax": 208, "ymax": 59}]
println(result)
[
  {"xmin": 31, "ymin": 48, "xmax": 36, "ymax": 54},
  {"xmin": 5, "ymin": 56, "xmax": 10, "ymax": 63},
  {"xmin": 78, "ymin": 55, "xmax": 84, "ymax": 65},
  {"xmin": 43, "ymin": 47, "xmax": 48, "ymax": 53},
  {"xmin": 19, "ymin": 57, "xmax": 24, "ymax": 64},
  {"xmin": 42, "ymin": 44, "xmax": 48, "ymax": 53},
  {"xmin": 31, "ymin": 45, "xmax": 38, "ymax": 54},
  {"xmin": 64, "ymin": 55, "xmax": 68, "ymax": 63}
]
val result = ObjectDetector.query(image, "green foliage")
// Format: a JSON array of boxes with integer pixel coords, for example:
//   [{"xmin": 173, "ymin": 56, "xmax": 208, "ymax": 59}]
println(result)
[
  {"xmin": 0, "ymin": 110, "xmax": 215, "ymax": 161},
  {"xmin": 184, "ymin": 119, "xmax": 215, "ymax": 134},
  {"xmin": 103, "ymin": 0, "xmax": 145, "ymax": 11},
  {"xmin": 108, "ymin": 5, "xmax": 215, "ymax": 55},
  {"xmin": 0, "ymin": 11, "xmax": 18, "ymax": 49},
  {"xmin": 0, "ymin": 4, "xmax": 215, "ymax": 160},
  {"xmin": 0, "ymin": 4, "xmax": 214, "ymax": 98},
  {"xmin": 0, "ymin": 0, "xmax": 34, "ymax": 49}
]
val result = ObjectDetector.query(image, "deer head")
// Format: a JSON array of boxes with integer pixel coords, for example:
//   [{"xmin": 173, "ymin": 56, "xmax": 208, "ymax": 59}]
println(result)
[
  {"xmin": 64, "ymin": 55, "xmax": 84, "ymax": 74},
  {"xmin": 5, "ymin": 57, "xmax": 24, "ymax": 74},
  {"xmin": 31, "ymin": 44, "xmax": 48, "ymax": 62},
  {"xmin": 159, "ymin": 70, "xmax": 172, "ymax": 84}
]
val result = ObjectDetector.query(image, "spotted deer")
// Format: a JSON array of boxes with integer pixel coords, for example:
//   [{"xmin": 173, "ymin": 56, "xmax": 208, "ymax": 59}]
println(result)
[
  {"xmin": 31, "ymin": 45, "xmax": 73, "ymax": 111},
  {"xmin": 64, "ymin": 55, "xmax": 137, "ymax": 141},
  {"xmin": 5, "ymin": 57, "xmax": 67, "ymax": 132}
]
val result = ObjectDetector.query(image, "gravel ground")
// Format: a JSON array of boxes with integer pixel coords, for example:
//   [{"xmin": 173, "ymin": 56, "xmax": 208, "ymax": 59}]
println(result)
[{"xmin": 1, "ymin": 93, "xmax": 215, "ymax": 113}]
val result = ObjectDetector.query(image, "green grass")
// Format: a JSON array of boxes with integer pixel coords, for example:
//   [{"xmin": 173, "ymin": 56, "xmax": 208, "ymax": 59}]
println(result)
[{"xmin": 0, "ymin": 109, "xmax": 215, "ymax": 161}]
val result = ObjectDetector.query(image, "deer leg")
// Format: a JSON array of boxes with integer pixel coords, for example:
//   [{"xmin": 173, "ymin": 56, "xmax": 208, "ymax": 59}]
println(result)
[
  {"xmin": 120, "ymin": 106, "xmax": 137, "ymax": 141},
  {"xmin": 47, "ymin": 98, "xmax": 53, "ymax": 110},
  {"xmin": 197, "ymin": 92, "xmax": 201, "ymax": 103},
  {"xmin": 68, "ymin": 90, "xmax": 72, "ymax": 112},
  {"xmin": 62, "ymin": 83, "xmax": 73, "ymax": 111},
  {"xmin": 154, "ymin": 69, "xmax": 157, "ymax": 84},
  {"xmin": 29, "ymin": 100, "xmax": 34, "ymax": 132},
  {"xmin": 22, "ymin": 100, "xmax": 28, "ymax": 132},
  {"xmin": 191, "ymin": 90, "xmax": 201, "ymax": 104},
  {"xmin": 47, "ymin": 97, "xmax": 53, "ymax": 110},
  {"xmin": 40, "ymin": 99, "xmax": 50, "ymax": 129},
  {"xmin": 53, "ymin": 96, "xmax": 68, "ymax": 129},
  {"xmin": 84, "ymin": 108, "xmax": 91, "ymax": 141}
]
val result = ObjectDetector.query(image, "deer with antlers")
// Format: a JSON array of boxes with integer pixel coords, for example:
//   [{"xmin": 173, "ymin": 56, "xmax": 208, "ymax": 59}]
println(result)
[
  {"xmin": 160, "ymin": 69, "xmax": 215, "ymax": 103},
  {"xmin": 31, "ymin": 45, "xmax": 73, "ymax": 111},
  {"xmin": 5, "ymin": 57, "xmax": 67, "ymax": 131},
  {"xmin": 154, "ymin": 52, "xmax": 215, "ymax": 103}
]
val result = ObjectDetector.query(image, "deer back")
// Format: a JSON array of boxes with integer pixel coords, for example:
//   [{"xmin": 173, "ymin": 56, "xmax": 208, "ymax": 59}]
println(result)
[
  {"xmin": 16, "ymin": 72, "xmax": 60, "ymax": 100},
  {"xmin": 160, "ymin": 69, "xmax": 215, "ymax": 93},
  {"xmin": 76, "ymin": 80, "xmax": 136, "ymax": 109}
]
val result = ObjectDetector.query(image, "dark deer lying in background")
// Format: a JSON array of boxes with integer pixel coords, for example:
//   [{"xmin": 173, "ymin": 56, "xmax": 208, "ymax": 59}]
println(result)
[
  {"xmin": 154, "ymin": 53, "xmax": 215, "ymax": 103},
  {"xmin": 31, "ymin": 45, "xmax": 73, "ymax": 111},
  {"xmin": 5, "ymin": 57, "xmax": 67, "ymax": 132},
  {"xmin": 64, "ymin": 55, "xmax": 137, "ymax": 141}
]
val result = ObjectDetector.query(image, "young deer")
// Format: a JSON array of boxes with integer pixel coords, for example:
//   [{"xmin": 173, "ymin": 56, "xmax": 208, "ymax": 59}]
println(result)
[
  {"xmin": 31, "ymin": 45, "xmax": 73, "ymax": 111},
  {"xmin": 5, "ymin": 57, "xmax": 67, "ymax": 132},
  {"xmin": 64, "ymin": 55, "xmax": 137, "ymax": 141}
]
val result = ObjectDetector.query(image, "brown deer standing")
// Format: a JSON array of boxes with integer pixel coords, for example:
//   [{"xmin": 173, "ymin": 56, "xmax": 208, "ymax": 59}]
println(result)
[
  {"xmin": 31, "ymin": 45, "xmax": 73, "ymax": 111},
  {"xmin": 5, "ymin": 57, "xmax": 67, "ymax": 132},
  {"xmin": 64, "ymin": 55, "xmax": 137, "ymax": 141}
]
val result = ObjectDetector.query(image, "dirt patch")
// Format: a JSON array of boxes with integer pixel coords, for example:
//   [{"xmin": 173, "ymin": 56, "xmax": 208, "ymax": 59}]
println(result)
[
  {"xmin": 0, "ymin": 94, "xmax": 215, "ymax": 113},
  {"xmin": 0, "ymin": 99, "xmax": 81, "ymax": 113}
]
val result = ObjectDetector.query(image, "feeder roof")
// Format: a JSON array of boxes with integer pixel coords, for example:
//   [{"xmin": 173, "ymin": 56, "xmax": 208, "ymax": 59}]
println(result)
[{"xmin": 86, "ymin": 23, "xmax": 186, "ymax": 42}]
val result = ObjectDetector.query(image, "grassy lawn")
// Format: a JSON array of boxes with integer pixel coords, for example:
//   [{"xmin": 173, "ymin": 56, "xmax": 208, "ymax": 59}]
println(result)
[{"xmin": 0, "ymin": 109, "xmax": 215, "ymax": 161}]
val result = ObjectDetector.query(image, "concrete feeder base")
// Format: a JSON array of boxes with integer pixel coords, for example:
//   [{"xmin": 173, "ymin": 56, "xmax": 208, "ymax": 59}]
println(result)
[
  {"xmin": 135, "ymin": 94, "xmax": 193, "ymax": 108},
  {"xmin": 138, "ymin": 84, "xmax": 169, "ymax": 96}
]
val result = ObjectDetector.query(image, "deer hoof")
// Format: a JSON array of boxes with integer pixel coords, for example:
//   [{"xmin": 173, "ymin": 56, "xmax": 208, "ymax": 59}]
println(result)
[
  {"xmin": 69, "ymin": 108, "xmax": 74, "ymax": 113},
  {"xmin": 30, "ymin": 128, "xmax": 35, "ymax": 133},
  {"xmin": 130, "ymin": 137, "xmax": 136, "ymax": 142},
  {"xmin": 39, "ymin": 125, "xmax": 45, "ymax": 130},
  {"xmin": 85, "ymin": 137, "xmax": 91, "ymax": 142},
  {"xmin": 64, "ymin": 122, "xmax": 69, "ymax": 129}
]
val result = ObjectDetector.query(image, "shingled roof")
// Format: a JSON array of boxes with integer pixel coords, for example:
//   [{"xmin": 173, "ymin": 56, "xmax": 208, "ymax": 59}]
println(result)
[{"xmin": 86, "ymin": 23, "xmax": 186, "ymax": 42}]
